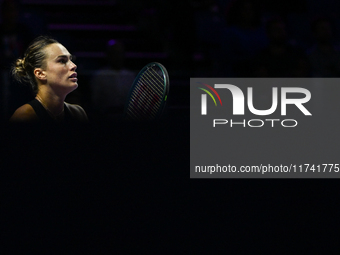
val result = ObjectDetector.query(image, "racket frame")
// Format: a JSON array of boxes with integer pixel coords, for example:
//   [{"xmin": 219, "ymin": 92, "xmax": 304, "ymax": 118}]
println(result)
[{"xmin": 124, "ymin": 62, "xmax": 170, "ymax": 120}]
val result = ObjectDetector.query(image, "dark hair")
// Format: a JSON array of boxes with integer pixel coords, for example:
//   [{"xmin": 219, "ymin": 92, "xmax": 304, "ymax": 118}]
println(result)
[{"xmin": 11, "ymin": 35, "xmax": 59, "ymax": 94}]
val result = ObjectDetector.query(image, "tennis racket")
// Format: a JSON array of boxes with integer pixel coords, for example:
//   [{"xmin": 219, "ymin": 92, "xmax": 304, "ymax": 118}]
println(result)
[{"xmin": 124, "ymin": 62, "xmax": 170, "ymax": 121}]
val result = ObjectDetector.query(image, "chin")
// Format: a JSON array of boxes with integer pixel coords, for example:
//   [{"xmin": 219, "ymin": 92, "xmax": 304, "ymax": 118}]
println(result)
[
  {"xmin": 64, "ymin": 83, "xmax": 78, "ymax": 95},
  {"xmin": 71, "ymin": 83, "xmax": 78, "ymax": 91}
]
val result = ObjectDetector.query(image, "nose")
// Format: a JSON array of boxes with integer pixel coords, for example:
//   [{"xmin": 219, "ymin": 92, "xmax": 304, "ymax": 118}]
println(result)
[{"xmin": 70, "ymin": 60, "xmax": 77, "ymax": 71}]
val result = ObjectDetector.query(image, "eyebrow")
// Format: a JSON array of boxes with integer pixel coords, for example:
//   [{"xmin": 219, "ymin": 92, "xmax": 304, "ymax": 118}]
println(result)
[{"xmin": 56, "ymin": 54, "xmax": 73, "ymax": 60}]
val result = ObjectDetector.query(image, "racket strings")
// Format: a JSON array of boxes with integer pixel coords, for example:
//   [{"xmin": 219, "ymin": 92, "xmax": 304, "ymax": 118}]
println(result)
[
  {"xmin": 137, "ymin": 77, "xmax": 162, "ymax": 104},
  {"xmin": 127, "ymin": 102, "xmax": 157, "ymax": 120},
  {"xmin": 128, "ymin": 93, "xmax": 159, "ymax": 118},
  {"xmin": 148, "ymin": 67, "xmax": 164, "ymax": 85},
  {"xmin": 132, "ymin": 73, "xmax": 162, "ymax": 110},
  {"xmin": 129, "ymin": 88, "xmax": 159, "ymax": 117},
  {"xmin": 127, "ymin": 72, "xmax": 162, "ymax": 119},
  {"xmin": 135, "ymin": 68, "xmax": 164, "ymax": 103},
  {"xmin": 126, "ymin": 64, "xmax": 168, "ymax": 120},
  {"xmin": 141, "ymin": 68, "xmax": 164, "ymax": 95}
]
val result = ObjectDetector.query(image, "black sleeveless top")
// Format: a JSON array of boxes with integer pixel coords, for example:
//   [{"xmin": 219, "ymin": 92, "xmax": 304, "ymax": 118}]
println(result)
[{"xmin": 27, "ymin": 98, "xmax": 74, "ymax": 123}]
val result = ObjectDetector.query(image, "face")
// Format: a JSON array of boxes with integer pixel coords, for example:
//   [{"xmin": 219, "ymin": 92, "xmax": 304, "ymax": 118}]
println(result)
[{"xmin": 41, "ymin": 43, "xmax": 78, "ymax": 95}]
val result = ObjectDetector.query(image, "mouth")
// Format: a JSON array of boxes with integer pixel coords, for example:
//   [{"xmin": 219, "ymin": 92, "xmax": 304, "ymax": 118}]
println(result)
[
  {"xmin": 69, "ymin": 73, "xmax": 78, "ymax": 82},
  {"xmin": 69, "ymin": 72, "xmax": 77, "ymax": 78}
]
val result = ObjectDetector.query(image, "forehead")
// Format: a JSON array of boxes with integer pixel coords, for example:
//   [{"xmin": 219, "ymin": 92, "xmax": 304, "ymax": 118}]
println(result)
[{"xmin": 44, "ymin": 43, "xmax": 70, "ymax": 59}]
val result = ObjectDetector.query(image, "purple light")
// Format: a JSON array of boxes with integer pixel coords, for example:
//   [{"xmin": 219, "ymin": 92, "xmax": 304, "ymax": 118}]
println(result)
[{"xmin": 108, "ymin": 39, "xmax": 116, "ymax": 46}]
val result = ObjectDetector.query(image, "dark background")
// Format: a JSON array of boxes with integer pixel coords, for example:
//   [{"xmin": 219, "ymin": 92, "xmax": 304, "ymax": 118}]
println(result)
[{"xmin": 1, "ymin": 0, "xmax": 340, "ymax": 252}]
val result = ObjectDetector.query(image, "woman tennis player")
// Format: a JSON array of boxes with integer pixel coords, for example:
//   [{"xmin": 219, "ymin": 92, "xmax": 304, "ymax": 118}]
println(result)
[{"xmin": 10, "ymin": 36, "xmax": 88, "ymax": 123}]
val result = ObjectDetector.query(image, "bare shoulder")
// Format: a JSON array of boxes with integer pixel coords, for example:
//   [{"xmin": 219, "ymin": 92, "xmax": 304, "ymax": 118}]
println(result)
[
  {"xmin": 9, "ymin": 104, "xmax": 38, "ymax": 122},
  {"xmin": 64, "ymin": 102, "xmax": 88, "ymax": 122}
]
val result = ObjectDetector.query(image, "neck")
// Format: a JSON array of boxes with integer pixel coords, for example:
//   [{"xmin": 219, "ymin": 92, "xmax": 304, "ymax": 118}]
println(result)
[{"xmin": 35, "ymin": 89, "xmax": 65, "ymax": 117}]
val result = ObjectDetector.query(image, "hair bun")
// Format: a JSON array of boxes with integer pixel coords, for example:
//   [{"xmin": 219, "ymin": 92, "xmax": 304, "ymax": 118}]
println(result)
[
  {"xmin": 11, "ymin": 35, "xmax": 59, "ymax": 94},
  {"xmin": 15, "ymin": 58, "xmax": 26, "ymax": 74},
  {"xmin": 12, "ymin": 58, "xmax": 28, "ymax": 82}
]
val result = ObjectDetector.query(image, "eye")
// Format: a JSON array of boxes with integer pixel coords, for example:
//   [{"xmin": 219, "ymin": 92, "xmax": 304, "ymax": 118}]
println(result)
[{"xmin": 59, "ymin": 58, "xmax": 67, "ymax": 64}]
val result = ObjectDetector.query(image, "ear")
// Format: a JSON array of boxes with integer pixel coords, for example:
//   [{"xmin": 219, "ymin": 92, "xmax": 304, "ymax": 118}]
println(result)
[{"xmin": 34, "ymin": 68, "xmax": 47, "ymax": 81}]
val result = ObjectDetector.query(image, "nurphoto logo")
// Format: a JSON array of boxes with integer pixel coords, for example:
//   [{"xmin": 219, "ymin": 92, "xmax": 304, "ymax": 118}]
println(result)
[{"xmin": 198, "ymin": 82, "xmax": 312, "ymax": 128}]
